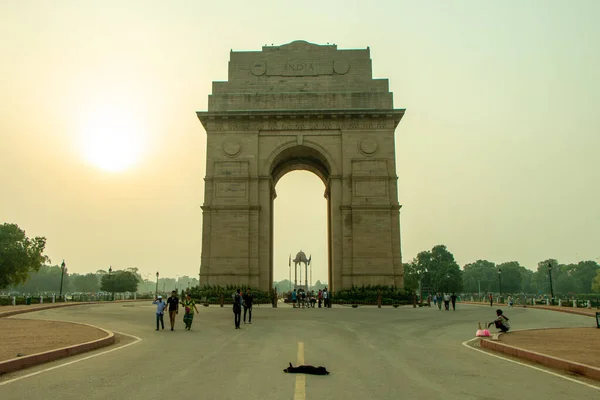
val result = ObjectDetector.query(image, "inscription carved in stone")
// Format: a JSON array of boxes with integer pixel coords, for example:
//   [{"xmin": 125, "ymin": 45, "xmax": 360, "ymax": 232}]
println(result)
[
  {"xmin": 214, "ymin": 161, "xmax": 248, "ymax": 177},
  {"xmin": 207, "ymin": 118, "xmax": 395, "ymax": 132},
  {"xmin": 215, "ymin": 182, "xmax": 247, "ymax": 198}
]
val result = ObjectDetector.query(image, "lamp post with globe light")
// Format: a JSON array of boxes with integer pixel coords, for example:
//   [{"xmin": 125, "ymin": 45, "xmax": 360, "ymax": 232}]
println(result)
[
  {"xmin": 108, "ymin": 266, "xmax": 114, "ymax": 301},
  {"xmin": 155, "ymin": 271, "xmax": 159, "ymax": 295},
  {"xmin": 59, "ymin": 260, "xmax": 66, "ymax": 300},
  {"xmin": 548, "ymin": 263, "xmax": 554, "ymax": 305},
  {"xmin": 498, "ymin": 268, "xmax": 502, "ymax": 297}
]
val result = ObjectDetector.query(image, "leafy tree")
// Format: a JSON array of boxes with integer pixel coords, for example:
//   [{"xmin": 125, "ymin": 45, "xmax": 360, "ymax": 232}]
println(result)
[
  {"xmin": 68, "ymin": 273, "xmax": 100, "ymax": 293},
  {"xmin": 409, "ymin": 245, "xmax": 462, "ymax": 293},
  {"xmin": 534, "ymin": 259, "xmax": 558, "ymax": 295},
  {"xmin": 592, "ymin": 270, "xmax": 600, "ymax": 294},
  {"xmin": 462, "ymin": 260, "xmax": 496, "ymax": 294},
  {"xmin": 11, "ymin": 265, "xmax": 67, "ymax": 293},
  {"xmin": 0, "ymin": 223, "xmax": 49, "ymax": 289},
  {"xmin": 100, "ymin": 270, "xmax": 139, "ymax": 293},
  {"xmin": 496, "ymin": 261, "xmax": 525, "ymax": 294},
  {"xmin": 570, "ymin": 261, "xmax": 600, "ymax": 293},
  {"xmin": 402, "ymin": 262, "xmax": 419, "ymax": 292}
]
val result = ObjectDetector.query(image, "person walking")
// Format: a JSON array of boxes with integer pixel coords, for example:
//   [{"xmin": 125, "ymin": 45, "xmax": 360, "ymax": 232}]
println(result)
[
  {"xmin": 489, "ymin": 293, "xmax": 493, "ymax": 307},
  {"xmin": 233, "ymin": 289, "xmax": 242, "ymax": 329},
  {"xmin": 243, "ymin": 288, "xmax": 254, "ymax": 324},
  {"xmin": 292, "ymin": 289, "xmax": 297, "ymax": 308},
  {"xmin": 323, "ymin": 288, "xmax": 329, "ymax": 308},
  {"xmin": 182, "ymin": 293, "xmax": 199, "ymax": 330},
  {"xmin": 450, "ymin": 293, "xmax": 457, "ymax": 311},
  {"xmin": 318, "ymin": 289, "xmax": 323, "ymax": 308},
  {"xmin": 166, "ymin": 290, "xmax": 179, "ymax": 331},
  {"xmin": 152, "ymin": 295, "xmax": 167, "ymax": 331},
  {"xmin": 443, "ymin": 293, "xmax": 450, "ymax": 311},
  {"xmin": 436, "ymin": 292, "xmax": 442, "ymax": 310}
]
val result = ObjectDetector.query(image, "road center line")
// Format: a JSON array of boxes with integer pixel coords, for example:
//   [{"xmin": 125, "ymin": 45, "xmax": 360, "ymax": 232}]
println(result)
[
  {"xmin": 461, "ymin": 337, "xmax": 600, "ymax": 391},
  {"xmin": 294, "ymin": 341, "xmax": 306, "ymax": 400},
  {"xmin": 0, "ymin": 330, "xmax": 142, "ymax": 387}
]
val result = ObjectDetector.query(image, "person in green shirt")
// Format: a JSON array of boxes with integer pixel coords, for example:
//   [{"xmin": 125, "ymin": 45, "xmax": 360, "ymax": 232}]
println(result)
[{"xmin": 182, "ymin": 293, "xmax": 200, "ymax": 330}]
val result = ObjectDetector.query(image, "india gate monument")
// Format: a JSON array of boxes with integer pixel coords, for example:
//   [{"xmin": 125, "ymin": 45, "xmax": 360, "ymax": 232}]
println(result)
[{"xmin": 197, "ymin": 40, "xmax": 405, "ymax": 293}]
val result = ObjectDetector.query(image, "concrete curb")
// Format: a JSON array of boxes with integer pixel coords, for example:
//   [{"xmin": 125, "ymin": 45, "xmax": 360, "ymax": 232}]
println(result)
[
  {"xmin": 0, "ymin": 321, "xmax": 115, "ymax": 375},
  {"xmin": 528, "ymin": 306, "xmax": 596, "ymax": 318},
  {"xmin": 460, "ymin": 302, "xmax": 596, "ymax": 318},
  {"xmin": 0, "ymin": 300, "xmax": 147, "ymax": 318},
  {"xmin": 480, "ymin": 334, "xmax": 600, "ymax": 382},
  {"xmin": 0, "ymin": 303, "xmax": 94, "ymax": 318}
]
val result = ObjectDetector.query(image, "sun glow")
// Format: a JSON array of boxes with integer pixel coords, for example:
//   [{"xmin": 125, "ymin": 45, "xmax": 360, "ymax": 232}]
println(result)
[{"xmin": 79, "ymin": 105, "xmax": 145, "ymax": 172}]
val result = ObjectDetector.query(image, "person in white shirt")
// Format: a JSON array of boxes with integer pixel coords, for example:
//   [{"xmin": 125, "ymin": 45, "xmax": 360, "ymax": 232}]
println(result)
[
  {"xmin": 443, "ymin": 293, "xmax": 450, "ymax": 311},
  {"xmin": 152, "ymin": 295, "xmax": 167, "ymax": 331}
]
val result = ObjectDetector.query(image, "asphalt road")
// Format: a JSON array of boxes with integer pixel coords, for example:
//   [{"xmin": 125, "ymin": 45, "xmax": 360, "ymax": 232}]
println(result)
[{"xmin": 0, "ymin": 302, "xmax": 597, "ymax": 399}]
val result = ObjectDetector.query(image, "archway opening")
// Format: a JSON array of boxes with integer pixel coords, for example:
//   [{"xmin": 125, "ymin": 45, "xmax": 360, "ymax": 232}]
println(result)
[{"xmin": 272, "ymin": 168, "xmax": 329, "ymax": 296}]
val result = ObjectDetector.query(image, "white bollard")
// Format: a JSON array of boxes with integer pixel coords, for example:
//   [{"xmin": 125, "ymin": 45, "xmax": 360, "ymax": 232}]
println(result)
[
  {"xmin": 572, "ymin": 300, "xmax": 576, "ymax": 308},
  {"xmin": 52, "ymin": 295, "xmax": 55, "ymax": 303},
  {"xmin": 546, "ymin": 299, "xmax": 550, "ymax": 306},
  {"xmin": 40, "ymin": 296, "xmax": 43, "ymax": 304},
  {"xmin": 12, "ymin": 296, "xmax": 16, "ymax": 306},
  {"xmin": 134, "ymin": 293, "xmax": 137, "ymax": 300},
  {"xmin": 558, "ymin": 299, "xmax": 562, "ymax": 307},
  {"xmin": 587, "ymin": 300, "xmax": 591, "ymax": 309}
]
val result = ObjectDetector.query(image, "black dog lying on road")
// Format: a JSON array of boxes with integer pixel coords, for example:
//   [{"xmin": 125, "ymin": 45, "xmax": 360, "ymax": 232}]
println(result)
[{"xmin": 283, "ymin": 362, "xmax": 330, "ymax": 375}]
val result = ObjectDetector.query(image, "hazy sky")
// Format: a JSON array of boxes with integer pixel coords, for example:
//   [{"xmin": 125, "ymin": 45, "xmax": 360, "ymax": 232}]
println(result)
[{"xmin": 1, "ymin": 1, "xmax": 599, "ymax": 284}]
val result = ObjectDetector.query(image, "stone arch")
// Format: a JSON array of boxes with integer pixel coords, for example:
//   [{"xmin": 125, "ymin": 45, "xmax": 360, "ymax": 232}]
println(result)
[{"xmin": 197, "ymin": 41, "xmax": 406, "ymax": 294}]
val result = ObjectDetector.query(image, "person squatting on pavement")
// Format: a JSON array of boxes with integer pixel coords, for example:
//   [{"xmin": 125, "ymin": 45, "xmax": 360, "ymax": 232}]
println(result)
[
  {"xmin": 182, "ymin": 293, "xmax": 200, "ymax": 330},
  {"xmin": 488, "ymin": 309, "xmax": 510, "ymax": 332},
  {"xmin": 233, "ymin": 289, "xmax": 242, "ymax": 329},
  {"xmin": 166, "ymin": 290, "xmax": 179, "ymax": 331},
  {"xmin": 243, "ymin": 288, "xmax": 253, "ymax": 324},
  {"xmin": 152, "ymin": 295, "xmax": 167, "ymax": 331}
]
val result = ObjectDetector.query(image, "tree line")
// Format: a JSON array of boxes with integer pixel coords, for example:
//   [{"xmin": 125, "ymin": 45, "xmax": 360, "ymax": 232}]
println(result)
[
  {"xmin": 2, "ymin": 223, "xmax": 599, "ymax": 296},
  {"xmin": 404, "ymin": 244, "xmax": 600, "ymax": 296},
  {"xmin": 0, "ymin": 222, "xmax": 198, "ymax": 294}
]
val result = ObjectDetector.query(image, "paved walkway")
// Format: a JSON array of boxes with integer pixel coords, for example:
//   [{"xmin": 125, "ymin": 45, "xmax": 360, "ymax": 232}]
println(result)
[{"xmin": 0, "ymin": 303, "xmax": 597, "ymax": 399}]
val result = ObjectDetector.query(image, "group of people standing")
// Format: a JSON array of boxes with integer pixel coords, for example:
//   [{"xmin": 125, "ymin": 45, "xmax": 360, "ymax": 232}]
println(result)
[
  {"xmin": 232, "ymin": 288, "xmax": 254, "ymax": 329},
  {"xmin": 152, "ymin": 291, "xmax": 199, "ymax": 331},
  {"xmin": 291, "ymin": 288, "xmax": 329, "ymax": 308},
  {"xmin": 433, "ymin": 292, "xmax": 458, "ymax": 311},
  {"xmin": 153, "ymin": 289, "xmax": 255, "ymax": 331}
]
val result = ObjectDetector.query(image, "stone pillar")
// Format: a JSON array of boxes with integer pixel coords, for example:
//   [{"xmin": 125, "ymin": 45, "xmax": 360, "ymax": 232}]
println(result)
[
  {"xmin": 329, "ymin": 177, "xmax": 343, "ymax": 294},
  {"xmin": 52, "ymin": 295, "xmax": 55, "ymax": 303},
  {"xmin": 558, "ymin": 299, "xmax": 562, "ymax": 307},
  {"xmin": 40, "ymin": 296, "xmax": 43, "ymax": 304},
  {"xmin": 573, "ymin": 299, "xmax": 577, "ymax": 308},
  {"xmin": 12, "ymin": 296, "xmax": 16, "ymax": 306}
]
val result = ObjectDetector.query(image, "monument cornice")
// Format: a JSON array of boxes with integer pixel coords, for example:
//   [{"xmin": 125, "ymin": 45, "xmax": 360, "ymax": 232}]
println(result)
[{"xmin": 197, "ymin": 109, "xmax": 405, "ymax": 131}]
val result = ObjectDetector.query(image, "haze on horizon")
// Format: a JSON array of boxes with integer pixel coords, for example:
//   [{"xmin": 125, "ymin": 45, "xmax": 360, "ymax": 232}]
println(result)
[{"xmin": 1, "ymin": 1, "xmax": 598, "ymax": 285}]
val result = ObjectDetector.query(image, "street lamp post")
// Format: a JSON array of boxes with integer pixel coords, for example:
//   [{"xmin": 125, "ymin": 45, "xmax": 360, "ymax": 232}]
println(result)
[
  {"xmin": 108, "ymin": 266, "xmax": 113, "ymax": 301},
  {"xmin": 155, "ymin": 271, "xmax": 159, "ymax": 295},
  {"xmin": 498, "ymin": 268, "xmax": 502, "ymax": 298},
  {"xmin": 548, "ymin": 263, "xmax": 554, "ymax": 305},
  {"xmin": 59, "ymin": 260, "xmax": 66, "ymax": 300}
]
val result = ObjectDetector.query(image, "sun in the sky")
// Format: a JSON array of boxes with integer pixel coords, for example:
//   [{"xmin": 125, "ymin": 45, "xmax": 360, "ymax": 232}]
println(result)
[{"xmin": 79, "ymin": 105, "xmax": 145, "ymax": 172}]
